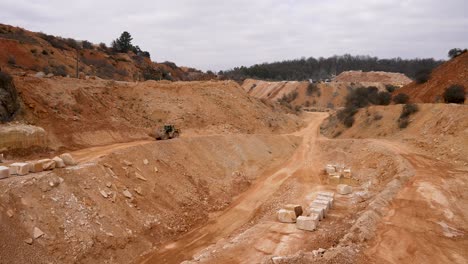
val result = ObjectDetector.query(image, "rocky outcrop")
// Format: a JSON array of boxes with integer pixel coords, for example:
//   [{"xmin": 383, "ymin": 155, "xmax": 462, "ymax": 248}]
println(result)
[{"xmin": 0, "ymin": 71, "xmax": 20, "ymax": 122}]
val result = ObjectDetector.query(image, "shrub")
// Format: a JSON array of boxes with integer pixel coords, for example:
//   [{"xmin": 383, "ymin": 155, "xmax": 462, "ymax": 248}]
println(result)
[
  {"xmin": 51, "ymin": 65, "xmax": 67, "ymax": 77},
  {"xmin": 393, "ymin": 93, "xmax": 409, "ymax": 104},
  {"xmin": 385, "ymin": 84, "xmax": 397, "ymax": 93},
  {"xmin": 306, "ymin": 83, "xmax": 319, "ymax": 96},
  {"xmin": 398, "ymin": 103, "xmax": 418, "ymax": 129},
  {"xmin": 278, "ymin": 91, "xmax": 298, "ymax": 104},
  {"xmin": 30, "ymin": 48, "xmax": 37, "ymax": 54},
  {"xmin": 337, "ymin": 106, "xmax": 358, "ymax": 128},
  {"xmin": 42, "ymin": 50, "xmax": 48, "ymax": 55},
  {"xmin": 415, "ymin": 68, "xmax": 431, "ymax": 84},
  {"xmin": 443, "ymin": 85, "xmax": 465, "ymax": 104},
  {"xmin": 376, "ymin": 91, "xmax": 391, "ymax": 105},
  {"xmin": 82, "ymin": 40, "xmax": 93, "ymax": 49},
  {"xmin": 448, "ymin": 48, "xmax": 466, "ymax": 59}
]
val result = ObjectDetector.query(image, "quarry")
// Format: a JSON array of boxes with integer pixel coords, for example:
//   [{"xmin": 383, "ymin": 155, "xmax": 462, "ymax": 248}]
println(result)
[{"xmin": 0, "ymin": 23, "xmax": 467, "ymax": 264}]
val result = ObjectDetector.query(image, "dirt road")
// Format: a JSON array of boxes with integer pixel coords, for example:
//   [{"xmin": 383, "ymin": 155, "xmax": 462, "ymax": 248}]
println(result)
[{"xmin": 136, "ymin": 113, "xmax": 328, "ymax": 264}]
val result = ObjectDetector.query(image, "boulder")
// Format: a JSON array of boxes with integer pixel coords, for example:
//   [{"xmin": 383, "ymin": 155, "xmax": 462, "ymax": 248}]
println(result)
[
  {"xmin": 283, "ymin": 204, "xmax": 303, "ymax": 217},
  {"xmin": 9, "ymin": 162, "xmax": 30, "ymax": 176},
  {"xmin": 325, "ymin": 164, "xmax": 336, "ymax": 174},
  {"xmin": 277, "ymin": 209, "xmax": 297, "ymax": 223},
  {"xmin": 337, "ymin": 184, "xmax": 353, "ymax": 195},
  {"xmin": 312, "ymin": 199, "xmax": 330, "ymax": 211},
  {"xmin": 28, "ymin": 160, "xmax": 44, "ymax": 173},
  {"xmin": 123, "ymin": 190, "xmax": 133, "ymax": 199},
  {"xmin": 33, "ymin": 227, "xmax": 45, "ymax": 239},
  {"xmin": 59, "ymin": 153, "xmax": 76, "ymax": 166},
  {"xmin": 34, "ymin": 72, "xmax": 45, "ymax": 78},
  {"xmin": 38, "ymin": 159, "xmax": 56, "ymax": 171},
  {"xmin": 52, "ymin": 156, "xmax": 65, "ymax": 168},
  {"xmin": 296, "ymin": 216, "xmax": 318, "ymax": 231},
  {"xmin": 310, "ymin": 202, "xmax": 329, "ymax": 215},
  {"xmin": 0, "ymin": 166, "xmax": 10, "ymax": 179},
  {"xmin": 317, "ymin": 191, "xmax": 335, "ymax": 198}
]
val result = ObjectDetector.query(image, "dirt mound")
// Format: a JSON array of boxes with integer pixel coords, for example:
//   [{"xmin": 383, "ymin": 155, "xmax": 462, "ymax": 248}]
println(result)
[
  {"xmin": 7, "ymin": 77, "xmax": 302, "ymax": 152},
  {"xmin": 242, "ymin": 79, "xmax": 390, "ymax": 110},
  {"xmin": 0, "ymin": 24, "xmax": 211, "ymax": 81},
  {"xmin": 334, "ymin": 71, "xmax": 412, "ymax": 85},
  {"xmin": 395, "ymin": 52, "xmax": 468, "ymax": 103}
]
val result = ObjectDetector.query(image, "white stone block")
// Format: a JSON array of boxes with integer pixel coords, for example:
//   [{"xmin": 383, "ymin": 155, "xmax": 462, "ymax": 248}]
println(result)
[
  {"xmin": 0, "ymin": 166, "xmax": 10, "ymax": 179},
  {"xmin": 325, "ymin": 164, "xmax": 336, "ymax": 174},
  {"xmin": 9, "ymin": 163, "xmax": 30, "ymax": 176},
  {"xmin": 277, "ymin": 209, "xmax": 297, "ymax": 223},
  {"xmin": 337, "ymin": 184, "xmax": 353, "ymax": 195},
  {"xmin": 312, "ymin": 199, "xmax": 330, "ymax": 211},
  {"xmin": 316, "ymin": 195, "xmax": 334, "ymax": 207},
  {"xmin": 310, "ymin": 202, "xmax": 329, "ymax": 215},
  {"xmin": 28, "ymin": 161, "xmax": 44, "ymax": 173},
  {"xmin": 59, "ymin": 153, "xmax": 76, "ymax": 166},
  {"xmin": 283, "ymin": 204, "xmax": 303, "ymax": 217},
  {"xmin": 38, "ymin": 159, "xmax": 56, "ymax": 171},
  {"xmin": 52, "ymin": 157, "xmax": 65, "ymax": 168},
  {"xmin": 317, "ymin": 191, "xmax": 335, "ymax": 198},
  {"xmin": 308, "ymin": 207, "xmax": 324, "ymax": 220},
  {"xmin": 296, "ymin": 215, "xmax": 318, "ymax": 231}
]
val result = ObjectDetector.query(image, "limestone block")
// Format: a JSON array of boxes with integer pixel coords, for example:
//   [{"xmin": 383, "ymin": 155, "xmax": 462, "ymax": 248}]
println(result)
[
  {"xmin": 59, "ymin": 153, "xmax": 76, "ymax": 166},
  {"xmin": 277, "ymin": 209, "xmax": 297, "ymax": 223},
  {"xmin": 312, "ymin": 199, "xmax": 330, "ymax": 211},
  {"xmin": 52, "ymin": 157, "xmax": 65, "ymax": 168},
  {"xmin": 283, "ymin": 204, "xmax": 303, "ymax": 217},
  {"xmin": 316, "ymin": 195, "xmax": 334, "ymax": 207},
  {"xmin": 317, "ymin": 191, "xmax": 335, "ymax": 198},
  {"xmin": 325, "ymin": 164, "xmax": 336, "ymax": 174},
  {"xmin": 28, "ymin": 161, "xmax": 44, "ymax": 173},
  {"xmin": 0, "ymin": 166, "xmax": 10, "ymax": 179},
  {"xmin": 38, "ymin": 159, "xmax": 56, "ymax": 171},
  {"xmin": 337, "ymin": 184, "xmax": 353, "ymax": 195},
  {"xmin": 310, "ymin": 202, "xmax": 329, "ymax": 215},
  {"xmin": 9, "ymin": 163, "xmax": 30, "ymax": 176},
  {"xmin": 308, "ymin": 206, "xmax": 324, "ymax": 220},
  {"xmin": 296, "ymin": 215, "xmax": 318, "ymax": 231}
]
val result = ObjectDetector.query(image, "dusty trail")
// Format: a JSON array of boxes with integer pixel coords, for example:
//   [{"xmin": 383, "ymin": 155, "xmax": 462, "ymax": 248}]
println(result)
[
  {"xmin": 136, "ymin": 113, "xmax": 328, "ymax": 264},
  {"xmin": 71, "ymin": 140, "xmax": 153, "ymax": 162}
]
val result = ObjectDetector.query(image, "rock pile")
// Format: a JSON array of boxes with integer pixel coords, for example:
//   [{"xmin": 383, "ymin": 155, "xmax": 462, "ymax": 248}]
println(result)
[{"xmin": 325, "ymin": 164, "xmax": 352, "ymax": 178}]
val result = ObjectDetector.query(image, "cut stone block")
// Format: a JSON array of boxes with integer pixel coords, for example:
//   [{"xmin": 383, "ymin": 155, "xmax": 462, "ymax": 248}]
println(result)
[
  {"xmin": 308, "ymin": 206, "xmax": 324, "ymax": 220},
  {"xmin": 313, "ymin": 199, "xmax": 330, "ymax": 210},
  {"xmin": 9, "ymin": 163, "xmax": 30, "ymax": 176},
  {"xmin": 317, "ymin": 191, "xmax": 335, "ymax": 198},
  {"xmin": 38, "ymin": 159, "xmax": 56, "ymax": 171},
  {"xmin": 316, "ymin": 195, "xmax": 334, "ymax": 207},
  {"xmin": 283, "ymin": 204, "xmax": 303, "ymax": 217},
  {"xmin": 28, "ymin": 161, "xmax": 44, "ymax": 173},
  {"xmin": 277, "ymin": 209, "xmax": 297, "ymax": 223},
  {"xmin": 343, "ymin": 168, "xmax": 352, "ymax": 177},
  {"xmin": 337, "ymin": 184, "xmax": 353, "ymax": 195},
  {"xmin": 310, "ymin": 202, "xmax": 329, "ymax": 215},
  {"xmin": 325, "ymin": 164, "xmax": 336, "ymax": 174},
  {"xmin": 52, "ymin": 157, "xmax": 65, "ymax": 168},
  {"xmin": 0, "ymin": 166, "xmax": 10, "ymax": 179},
  {"xmin": 59, "ymin": 153, "xmax": 76, "ymax": 166},
  {"xmin": 296, "ymin": 215, "xmax": 318, "ymax": 231}
]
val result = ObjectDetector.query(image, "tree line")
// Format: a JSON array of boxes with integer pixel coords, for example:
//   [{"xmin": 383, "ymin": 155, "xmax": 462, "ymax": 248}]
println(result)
[{"xmin": 221, "ymin": 54, "xmax": 443, "ymax": 81}]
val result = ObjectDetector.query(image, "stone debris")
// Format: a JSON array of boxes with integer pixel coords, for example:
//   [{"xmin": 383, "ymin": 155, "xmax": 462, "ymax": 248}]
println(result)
[
  {"xmin": 277, "ymin": 209, "xmax": 297, "ymax": 223},
  {"xmin": 52, "ymin": 156, "xmax": 66, "ymax": 168},
  {"xmin": 0, "ymin": 166, "xmax": 10, "ymax": 179},
  {"xmin": 6, "ymin": 209, "xmax": 14, "ymax": 218},
  {"xmin": 135, "ymin": 172, "xmax": 147, "ymax": 181},
  {"xmin": 154, "ymin": 166, "xmax": 159, "ymax": 173},
  {"xmin": 34, "ymin": 72, "xmax": 45, "ymax": 78},
  {"xmin": 33, "ymin": 227, "xmax": 45, "ymax": 239},
  {"xmin": 39, "ymin": 159, "xmax": 56, "ymax": 171},
  {"xmin": 143, "ymin": 159, "xmax": 149, "ymax": 165},
  {"xmin": 296, "ymin": 215, "xmax": 318, "ymax": 231},
  {"xmin": 106, "ymin": 182, "xmax": 112, "ymax": 188},
  {"xmin": 325, "ymin": 164, "xmax": 352, "ymax": 178},
  {"xmin": 134, "ymin": 186, "xmax": 143, "ymax": 196},
  {"xmin": 337, "ymin": 184, "xmax": 353, "ymax": 195},
  {"xmin": 283, "ymin": 204, "xmax": 303, "ymax": 217},
  {"xmin": 123, "ymin": 189, "xmax": 133, "ymax": 199},
  {"xmin": 123, "ymin": 160, "xmax": 133, "ymax": 166},
  {"xmin": 59, "ymin": 153, "xmax": 76, "ymax": 166},
  {"xmin": 100, "ymin": 190, "xmax": 109, "ymax": 198},
  {"xmin": 24, "ymin": 238, "xmax": 33, "ymax": 245},
  {"xmin": 272, "ymin": 256, "xmax": 286, "ymax": 264}
]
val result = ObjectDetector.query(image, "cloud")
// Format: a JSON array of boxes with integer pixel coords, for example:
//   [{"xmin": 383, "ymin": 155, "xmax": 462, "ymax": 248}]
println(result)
[{"xmin": 1, "ymin": 0, "xmax": 467, "ymax": 71}]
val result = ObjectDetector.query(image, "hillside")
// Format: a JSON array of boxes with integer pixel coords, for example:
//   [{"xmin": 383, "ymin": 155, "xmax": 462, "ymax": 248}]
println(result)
[
  {"xmin": 0, "ymin": 76, "xmax": 302, "ymax": 155},
  {"xmin": 395, "ymin": 52, "xmax": 468, "ymax": 103},
  {"xmin": 0, "ymin": 24, "xmax": 212, "ymax": 81},
  {"xmin": 242, "ymin": 77, "xmax": 396, "ymax": 110}
]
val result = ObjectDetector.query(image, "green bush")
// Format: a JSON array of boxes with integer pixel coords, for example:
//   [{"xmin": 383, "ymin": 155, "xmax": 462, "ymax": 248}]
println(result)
[
  {"xmin": 443, "ymin": 85, "xmax": 465, "ymax": 104},
  {"xmin": 306, "ymin": 83, "xmax": 319, "ymax": 96},
  {"xmin": 385, "ymin": 84, "xmax": 398, "ymax": 93},
  {"xmin": 415, "ymin": 69, "xmax": 431, "ymax": 84},
  {"xmin": 398, "ymin": 103, "xmax": 419, "ymax": 129}
]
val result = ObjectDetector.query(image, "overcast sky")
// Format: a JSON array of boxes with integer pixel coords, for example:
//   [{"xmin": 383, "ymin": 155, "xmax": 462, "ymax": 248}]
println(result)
[{"xmin": 1, "ymin": 0, "xmax": 467, "ymax": 71}]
